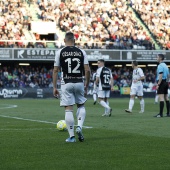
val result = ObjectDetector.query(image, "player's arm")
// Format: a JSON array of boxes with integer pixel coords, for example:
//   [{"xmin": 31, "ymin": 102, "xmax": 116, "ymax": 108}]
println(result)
[
  {"xmin": 82, "ymin": 50, "xmax": 91, "ymax": 95},
  {"xmin": 157, "ymin": 73, "xmax": 163, "ymax": 86},
  {"xmin": 53, "ymin": 66, "xmax": 60, "ymax": 98},
  {"xmin": 94, "ymin": 77, "xmax": 99, "ymax": 90},
  {"xmin": 53, "ymin": 66, "xmax": 59, "ymax": 88},
  {"xmin": 137, "ymin": 69, "xmax": 145, "ymax": 81},
  {"xmin": 110, "ymin": 76, "xmax": 114, "ymax": 91},
  {"xmin": 95, "ymin": 77, "xmax": 99, "ymax": 85},
  {"xmin": 93, "ymin": 77, "xmax": 98, "ymax": 90},
  {"xmin": 94, "ymin": 68, "xmax": 100, "ymax": 89},
  {"xmin": 53, "ymin": 50, "xmax": 60, "ymax": 98},
  {"xmin": 84, "ymin": 64, "xmax": 91, "ymax": 96},
  {"xmin": 84, "ymin": 64, "xmax": 90, "ymax": 87},
  {"xmin": 157, "ymin": 65, "xmax": 163, "ymax": 86},
  {"xmin": 138, "ymin": 75, "xmax": 145, "ymax": 81}
]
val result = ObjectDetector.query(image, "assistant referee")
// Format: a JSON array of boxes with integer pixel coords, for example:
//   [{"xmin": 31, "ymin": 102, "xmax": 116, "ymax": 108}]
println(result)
[{"xmin": 155, "ymin": 54, "xmax": 170, "ymax": 117}]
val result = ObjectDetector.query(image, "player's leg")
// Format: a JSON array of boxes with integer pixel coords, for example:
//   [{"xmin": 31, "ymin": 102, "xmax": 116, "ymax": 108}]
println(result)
[
  {"xmin": 60, "ymin": 83, "xmax": 76, "ymax": 142},
  {"xmin": 76, "ymin": 104, "xmax": 86, "ymax": 129},
  {"xmin": 155, "ymin": 94, "xmax": 164, "ymax": 117},
  {"xmin": 154, "ymin": 82, "xmax": 166, "ymax": 117},
  {"xmin": 75, "ymin": 83, "xmax": 87, "ymax": 142},
  {"xmin": 138, "ymin": 96, "xmax": 144, "ymax": 113},
  {"xmin": 93, "ymin": 90, "xmax": 97, "ymax": 105},
  {"xmin": 125, "ymin": 87, "xmax": 136, "ymax": 113},
  {"xmin": 164, "ymin": 82, "xmax": 169, "ymax": 117},
  {"xmin": 76, "ymin": 103, "xmax": 86, "ymax": 142},
  {"xmin": 98, "ymin": 90, "xmax": 111, "ymax": 116},
  {"xmin": 138, "ymin": 85, "xmax": 144, "ymax": 113},
  {"xmin": 105, "ymin": 91, "xmax": 112, "ymax": 116},
  {"xmin": 104, "ymin": 98, "xmax": 109, "ymax": 114},
  {"xmin": 155, "ymin": 94, "xmax": 159, "ymax": 104},
  {"xmin": 125, "ymin": 95, "xmax": 135, "ymax": 113},
  {"xmin": 65, "ymin": 105, "xmax": 76, "ymax": 142}
]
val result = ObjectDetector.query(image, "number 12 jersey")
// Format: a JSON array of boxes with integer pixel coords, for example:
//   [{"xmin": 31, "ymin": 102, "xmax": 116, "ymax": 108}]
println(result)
[{"xmin": 54, "ymin": 46, "xmax": 89, "ymax": 84}]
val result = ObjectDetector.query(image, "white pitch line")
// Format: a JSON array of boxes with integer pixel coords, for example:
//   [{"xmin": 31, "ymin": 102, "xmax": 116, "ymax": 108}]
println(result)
[
  {"xmin": 0, "ymin": 128, "xmax": 54, "ymax": 131},
  {"xmin": 0, "ymin": 104, "xmax": 18, "ymax": 109},
  {"xmin": 0, "ymin": 115, "xmax": 93, "ymax": 129}
]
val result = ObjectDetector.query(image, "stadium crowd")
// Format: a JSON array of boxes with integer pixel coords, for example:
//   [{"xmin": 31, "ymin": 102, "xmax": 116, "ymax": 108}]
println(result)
[
  {"xmin": 0, "ymin": 65, "xmax": 157, "ymax": 92},
  {"xmin": 0, "ymin": 0, "xmax": 32, "ymax": 48},
  {"xmin": 0, "ymin": 0, "xmax": 169, "ymax": 49},
  {"xmin": 36, "ymin": 0, "xmax": 154, "ymax": 49},
  {"xmin": 131, "ymin": 0, "xmax": 170, "ymax": 50},
  {"xmin": 0, "ymin": 65, "xmax": 54, "ymax": 88}
]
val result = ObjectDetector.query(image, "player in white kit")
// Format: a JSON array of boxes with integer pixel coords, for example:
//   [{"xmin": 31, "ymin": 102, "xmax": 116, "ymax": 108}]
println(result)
[{"xmin": 125, "ymin": 60, "xmax": 145, "ymax": 113}]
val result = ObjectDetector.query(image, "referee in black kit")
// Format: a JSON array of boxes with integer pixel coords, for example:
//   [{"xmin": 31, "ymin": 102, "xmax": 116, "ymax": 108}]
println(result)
[{"xmin": 154, "ymin": 54, "xmax": 170, "ymax": 118}]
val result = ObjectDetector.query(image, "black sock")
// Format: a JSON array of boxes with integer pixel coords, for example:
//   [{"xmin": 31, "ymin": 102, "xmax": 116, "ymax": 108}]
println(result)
[
  {"xmin": 160, "ymin": 101, "xmax": 164, "ymax": 116},
  {"xmin": 166, "ymin": 101, "xmax": 169, "ymax": 115}
]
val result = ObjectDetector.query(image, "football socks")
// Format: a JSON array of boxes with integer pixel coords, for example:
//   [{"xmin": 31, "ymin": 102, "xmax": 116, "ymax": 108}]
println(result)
[
  {"xmin": 76, "ymin": 106, "xmax": 86, "ymax": 129},
  {"xmin": 129, "ymin": 99, "xmax": 134, "ymax": 111},
  {"xmin": 140, "ymin": 99, "xmax": 145, "ymax": 112},
  {"xmin": 65, "ymin": 110, "xmax": 74, "ymax": 138}
]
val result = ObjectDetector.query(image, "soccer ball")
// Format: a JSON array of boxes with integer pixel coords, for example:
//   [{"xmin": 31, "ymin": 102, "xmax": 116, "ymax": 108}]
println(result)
[{"xmin": 56, "ymin": 120, "xmax": 67, "ymax": 131}]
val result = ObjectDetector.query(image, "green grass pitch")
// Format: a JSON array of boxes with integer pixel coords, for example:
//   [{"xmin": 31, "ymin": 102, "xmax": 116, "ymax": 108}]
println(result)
[{"xmin": 0, "ymin": 98, "xmax": 170, "ymax": 170}]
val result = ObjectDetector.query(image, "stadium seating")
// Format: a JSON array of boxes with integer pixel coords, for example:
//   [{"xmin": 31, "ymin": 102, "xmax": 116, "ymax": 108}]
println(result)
[{"xmin": 0, "ymin": 0, "xmax": 169, "ymax": 49}]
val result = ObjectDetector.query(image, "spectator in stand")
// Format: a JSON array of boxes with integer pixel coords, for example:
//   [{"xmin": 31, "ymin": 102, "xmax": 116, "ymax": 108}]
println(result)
[{"xmin": 27, "ymin": 42, "xmax": 35, "ymax": 48}]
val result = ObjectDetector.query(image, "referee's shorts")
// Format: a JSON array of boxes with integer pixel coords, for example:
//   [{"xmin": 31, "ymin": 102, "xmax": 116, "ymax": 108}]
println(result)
[{"xmin": 157, "ymin": 80, "xmax": 169, "ymax": 94}]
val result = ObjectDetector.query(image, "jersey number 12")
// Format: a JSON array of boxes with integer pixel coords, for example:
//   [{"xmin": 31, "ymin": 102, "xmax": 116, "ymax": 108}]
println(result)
[{"xmin": 65, "ymin": 58, "xmax": 81, "ymax": 73}]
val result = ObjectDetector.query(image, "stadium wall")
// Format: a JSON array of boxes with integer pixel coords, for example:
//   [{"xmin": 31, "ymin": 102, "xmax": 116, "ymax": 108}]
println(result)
[{"xmin": 0, "ymin": 88, "xmax": 155, "ymax": 99}]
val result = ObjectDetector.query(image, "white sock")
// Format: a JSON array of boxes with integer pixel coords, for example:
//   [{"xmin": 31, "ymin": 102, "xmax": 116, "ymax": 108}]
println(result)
[
  {"xmin": 129, "ymin": 99, "xmax": 134, "ymax": 111},
  {"xmin": 100, "ymin": 100, "xmax": 110, "ymax": 110},
  {"xmin": 76, "ymin": 106, "xmax": 86, "ymax": 129},
  {"xmin": 140, "ymin": 99, "xmax": 144, "ymax": 112},
  {"xmin": 87, "ymin": 90, "xmax": 91, "ymax": 95},
  {"xmin": 105, "ymin": 101, "xmax": 109, "ymax": 113},
  {"xmin": 93, "ymin": 93, "xmax": 97, "ymax": 102},
  {"xmin": 155, "ymin": 95, "xmax": 159, "ymax": 103},
  {"xmin": 65, "ymin": 110, "xmax": 74, "ymax": 138}
]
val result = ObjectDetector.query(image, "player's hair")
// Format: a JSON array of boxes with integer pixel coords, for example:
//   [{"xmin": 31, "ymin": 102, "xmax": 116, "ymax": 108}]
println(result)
[
  {"xmin": 158, "ymin": 54, "xmax": 164, "ymax": 60},
  {"xmin": 98, "ymin": 59, "xmax": 105, "ymax": 63},
  {"xmin": 132, "ymin": 60, "xmax": 138, "ymax": 66},
  {"xmin": 65, "ymin": 32, "xmax": 75, "ymax": 42}
]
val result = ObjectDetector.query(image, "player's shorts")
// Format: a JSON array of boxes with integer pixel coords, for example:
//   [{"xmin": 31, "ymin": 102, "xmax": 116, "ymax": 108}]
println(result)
[
  {"xmin": 93, "ymin": 87, "xmax": 98, "ymax": 94},
  {"xmin": 60, "ymin": 82, "xmax": 87, "ymax": 106},
  {"xmin": 130, "ymin": 85, "xmax": 143, "ymax": 96},
  {"xmin": 157, "ymin": 80, "xmax": 168, "ymax": 95},
  {"xmin": 98, "ymin": 90, "xmax": 110, "ymax": 98}
]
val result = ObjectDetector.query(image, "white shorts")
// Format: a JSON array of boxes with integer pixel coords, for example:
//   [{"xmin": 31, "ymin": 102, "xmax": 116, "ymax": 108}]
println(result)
[
  {"xmin": 130, "ymin": 85, "xmax": 143, "ymax": 96},
  {"xmin": 98, "ymin": 90, "xmax": 110, "ymax": 98},
  {"xmin": 60, "ymin": 82, "xmax": 87, "ymax": 106},
  {"xmin": 93, "ymin": 87, "xmax": 98, "ymax": 94}
]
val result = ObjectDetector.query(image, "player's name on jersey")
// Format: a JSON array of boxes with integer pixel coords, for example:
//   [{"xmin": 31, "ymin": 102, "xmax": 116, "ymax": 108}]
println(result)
[
  {"xmin": 103, "ymin": 70, "xmax": 110, "ymax": 74},
  {"xmin": 62, "ymin": 51, "xmax": 82, "ymax": 57}
]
